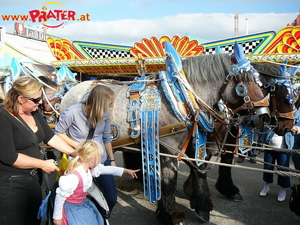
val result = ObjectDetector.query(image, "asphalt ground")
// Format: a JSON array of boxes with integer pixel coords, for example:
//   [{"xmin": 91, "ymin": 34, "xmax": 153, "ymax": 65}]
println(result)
[{"xmin": 107, "ymin": 151, "xmax": 300, "ymax": 225}]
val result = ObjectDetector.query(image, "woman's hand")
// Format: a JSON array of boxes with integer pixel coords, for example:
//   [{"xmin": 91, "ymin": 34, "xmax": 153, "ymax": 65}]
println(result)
[
  {"xmin": 53, "ymin": 219, "xmax": 63, "ymax": 225},
  {"xmin": 41, "ymin": 159, "xmax": 60, "ymax": 174},
  {"xmin": 110, "ymin": 160, "xmax": 117, "ymax": 167},
  {"xmin": 291, "ymin": 126, "xmax": 298, "ymax": 134}
]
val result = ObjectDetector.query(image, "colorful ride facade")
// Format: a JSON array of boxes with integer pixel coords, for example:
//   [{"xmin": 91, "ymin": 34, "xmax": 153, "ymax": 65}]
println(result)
[{"xmin": 47, "ymin": 20, "xmax": 300, "ymax": 78}]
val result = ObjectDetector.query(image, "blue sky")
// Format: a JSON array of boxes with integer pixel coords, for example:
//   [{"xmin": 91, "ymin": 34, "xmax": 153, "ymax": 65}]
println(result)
[{"xmin": 1, "ymin": 0, "xmax": 299, "ymax": 45}]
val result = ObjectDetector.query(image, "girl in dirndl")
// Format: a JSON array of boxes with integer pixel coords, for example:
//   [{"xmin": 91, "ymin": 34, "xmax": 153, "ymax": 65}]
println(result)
[{"xmin": 53, "ymin": 140, "xmax": 139, "ymax": 225}]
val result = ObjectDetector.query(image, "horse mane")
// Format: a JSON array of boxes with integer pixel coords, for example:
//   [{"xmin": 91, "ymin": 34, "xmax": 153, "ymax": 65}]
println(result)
[
  {"xmin": 182, "ymin": 54, "xmax": 255, "ymax": 85},
  {"xmin": 182, "ymin": 54, "xmax": 231, "ymax": 84}
]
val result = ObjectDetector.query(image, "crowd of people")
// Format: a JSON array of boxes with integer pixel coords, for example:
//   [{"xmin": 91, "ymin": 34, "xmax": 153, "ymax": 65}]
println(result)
[{"xmin": 0, "ymin": 75, "xmax": 299, "ymax": 225}]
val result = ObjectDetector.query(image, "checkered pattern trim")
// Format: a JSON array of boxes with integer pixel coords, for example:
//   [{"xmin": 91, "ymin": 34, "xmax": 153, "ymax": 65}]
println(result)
[
  {"xmin": 83, "ymin": 47, "xmax": 132, "ymax": 59},
  {"xmin": 204, "ymin": 40, "xmax": 261, "ymax": 55}
]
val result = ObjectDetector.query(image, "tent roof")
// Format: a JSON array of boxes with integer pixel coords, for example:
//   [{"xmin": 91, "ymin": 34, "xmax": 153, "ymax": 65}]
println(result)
[
  {"xmin": 185, "ymin": 33, "xmax": 208, "ymax": 44},
  {"xmin": 4, "ymin": 33, "xmax": 56, "ymax": 65}
]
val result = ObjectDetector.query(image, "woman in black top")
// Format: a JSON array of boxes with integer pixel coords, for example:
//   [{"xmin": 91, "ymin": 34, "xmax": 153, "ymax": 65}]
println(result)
[{"xmin": 0, "ymin": 76, "xmax": 76, "ymax": 225}]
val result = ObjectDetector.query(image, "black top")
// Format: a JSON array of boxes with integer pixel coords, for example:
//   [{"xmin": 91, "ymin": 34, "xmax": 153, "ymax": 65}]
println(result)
[{"xmin": 0, "ymin": 106, "xmax": 54, "ymax": 176}]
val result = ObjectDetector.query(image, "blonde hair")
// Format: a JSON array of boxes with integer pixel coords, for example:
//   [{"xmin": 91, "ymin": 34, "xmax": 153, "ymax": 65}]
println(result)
[
  {"xmin": 2, "ymin": 75, "xmax": 43, "ymax": 116},
  {"xmin": 82, "ymin": 85, "xmax": 114, "ymax": 128},
  {"xmin": 65, "ymin": 140, "xmax": 104, "ymax": 174}
]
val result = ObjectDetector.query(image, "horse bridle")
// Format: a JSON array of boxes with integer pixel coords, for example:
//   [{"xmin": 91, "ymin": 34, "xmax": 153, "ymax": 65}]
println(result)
[
  {"xmin": 266, "ymin": 84, "xmax": 296, "ymax": 120},
  {"xmin": 219, "ymin": 65, "xmax": 270, "ymax": 118}
]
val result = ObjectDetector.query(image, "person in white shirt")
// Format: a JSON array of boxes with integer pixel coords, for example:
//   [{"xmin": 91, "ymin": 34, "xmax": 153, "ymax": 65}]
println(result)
[{"xmin": 53, "ymin": 140, "xmax": 139, "ymax": 225}]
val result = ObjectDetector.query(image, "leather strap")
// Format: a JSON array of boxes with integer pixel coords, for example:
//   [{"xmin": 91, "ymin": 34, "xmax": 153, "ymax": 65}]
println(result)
[
  {"xmin": 179, "ymin": 110, "xmax": 200, "ymax": 160},
  {"xmin": 112, "ymin": 122, "xmax": 187, "ymax": 149},
  {"xmin": 87, "ymin": 127, "xmax": 95, "ymax": 140}
]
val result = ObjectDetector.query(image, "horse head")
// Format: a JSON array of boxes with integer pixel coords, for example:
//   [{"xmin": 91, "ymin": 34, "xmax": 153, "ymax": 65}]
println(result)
[
  {"xmin": 252, "ymin": 61, "xmax": 297, "ymax": 135},
  {"xmin": 216, "ymin": 42, "xmax": 270, "ymax": 129}
]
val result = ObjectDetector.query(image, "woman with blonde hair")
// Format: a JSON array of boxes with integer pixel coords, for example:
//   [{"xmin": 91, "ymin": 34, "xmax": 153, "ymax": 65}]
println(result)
[
  {"xmin": 55, "ymin": 84, "xmax": 118, "ymax": 213},
  {"xmin": 53, "ymin": 140, "xmax": 139, "ymax": 225},
  {"xmin": 0, "ymin": 75, "xmax": 76, "ymax": 225}
]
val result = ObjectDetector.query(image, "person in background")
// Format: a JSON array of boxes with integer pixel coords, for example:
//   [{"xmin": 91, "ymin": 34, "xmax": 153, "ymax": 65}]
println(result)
[
  {"xmin": 54, "ymin": 84, "xmax": 118, "ymax": 213},
  {"xmin": 0, "ymin": 76, "xmax": 76, "ymax": 225},
  {"xmin": 53, "ymin": 140, "xmax": 139, "ymax": 225},
  {"xmin": 259, "ymin": 129, "xmax": 293, "ymax": 202}
]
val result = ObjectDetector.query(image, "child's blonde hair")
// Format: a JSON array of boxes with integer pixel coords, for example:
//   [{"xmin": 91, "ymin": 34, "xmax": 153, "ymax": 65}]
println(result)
[{"xmin": 65, "ymin": 140, "xmax": 104, "ymax": 174}]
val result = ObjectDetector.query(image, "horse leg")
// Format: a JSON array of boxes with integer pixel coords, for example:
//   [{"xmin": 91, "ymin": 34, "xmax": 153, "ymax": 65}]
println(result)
[
  {"xmin": 156, "ymin": 149, "xmax": 187, "ymax": 225},
  {"xmin": 183, "ymin": 163, "xmax": 213, "ymax": 222},
  {"xmin": 215, "ymin": 132, "xmax": 242, "ymax": 201},
  {"xmin": 122, "ymin": 150, "xmax": 143, "ymax": 183}
]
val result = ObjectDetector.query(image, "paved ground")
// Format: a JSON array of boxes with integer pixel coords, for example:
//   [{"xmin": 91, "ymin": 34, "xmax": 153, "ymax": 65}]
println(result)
[
  {"xmin": 107, "ymin": 151, "xmax": 300, "ymax": 225},
  {"xmin": 42, "ymin": 150, "xmax": 300, "ymax": 225}
]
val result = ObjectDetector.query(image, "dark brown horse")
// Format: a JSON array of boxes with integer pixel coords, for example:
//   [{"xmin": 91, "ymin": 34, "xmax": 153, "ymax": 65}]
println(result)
[{"xmin": 211, "ymin": 62, "xmax": 296, "ymax": 209}]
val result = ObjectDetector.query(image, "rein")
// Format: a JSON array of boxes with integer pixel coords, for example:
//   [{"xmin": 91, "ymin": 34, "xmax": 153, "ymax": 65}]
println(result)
[{"xmin": 266, "ymin": 85, "xmax": 296, "ymax": 120}]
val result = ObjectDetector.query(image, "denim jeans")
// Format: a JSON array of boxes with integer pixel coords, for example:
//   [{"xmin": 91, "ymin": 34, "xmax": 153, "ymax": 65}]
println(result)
[
  {"xmin": 263, "ymin": 150, "xmax": 291, "ymax": 188},
  {"xmin": 94, "ymin": 158, "xmax": 117, "ymax": 212},
  {"xmin": 0, "ymin": 175, "xmax": 41, "ymax": 225}
]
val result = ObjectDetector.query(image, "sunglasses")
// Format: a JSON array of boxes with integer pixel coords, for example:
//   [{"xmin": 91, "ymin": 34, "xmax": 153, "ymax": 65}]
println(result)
[{"xmin": 27, "ymin": 96, "xmax": 43, "ymax": 104}]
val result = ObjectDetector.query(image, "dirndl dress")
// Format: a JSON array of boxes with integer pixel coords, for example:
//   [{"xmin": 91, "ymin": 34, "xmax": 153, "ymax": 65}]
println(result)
[{"xmin": 62, "ymin": 171, "xmax": 104, "ymax": 225}]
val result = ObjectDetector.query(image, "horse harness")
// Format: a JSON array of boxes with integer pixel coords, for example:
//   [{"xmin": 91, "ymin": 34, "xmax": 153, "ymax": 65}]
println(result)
[
  {"xmin": 83, "ymin": 56, "xmax": 272, "ymax": 204},
  {"xmin": 267, "ymin": 84, "xmax": 296, "ymax": 120}
]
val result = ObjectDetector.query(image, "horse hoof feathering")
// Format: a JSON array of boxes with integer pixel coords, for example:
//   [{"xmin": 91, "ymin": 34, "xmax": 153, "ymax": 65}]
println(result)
[
  {"xmin": 226, "ymin": 193, "xmax": 243, "ymax": 202},
  {"xmin": 195, "ymin": 210, "xmax": 210, "ymax": 223}
]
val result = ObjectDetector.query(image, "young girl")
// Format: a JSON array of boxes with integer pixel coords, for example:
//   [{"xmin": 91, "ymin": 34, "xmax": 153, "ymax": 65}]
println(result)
[{"xmin": 53, "ymin": 140, "xmax": 139, "ymax": 225}]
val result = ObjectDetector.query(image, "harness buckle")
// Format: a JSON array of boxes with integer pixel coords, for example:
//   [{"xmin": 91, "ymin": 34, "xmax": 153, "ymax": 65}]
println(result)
[{"xmin": 244, "ymin": 96, "xmax": 254, "ymax": 109}]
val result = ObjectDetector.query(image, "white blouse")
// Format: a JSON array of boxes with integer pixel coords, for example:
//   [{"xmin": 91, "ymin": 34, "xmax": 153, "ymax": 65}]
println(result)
[{"xmin": 53, "ymin": 164, "xmax": 124, "ymax": 220}]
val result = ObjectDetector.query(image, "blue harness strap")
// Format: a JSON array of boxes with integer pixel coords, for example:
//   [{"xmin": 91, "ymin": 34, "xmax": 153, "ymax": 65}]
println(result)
[
  {"xmin": 127, "ymin": 77, "xmax": 147, "ymax": 138},
  {"xmin": 140, "ymin": 83, "xmax": 161, "ymax": 203},
  {"xmin": 164, "ymin": 40, "xmax": 210, "ymax": 165},
  {"xmin": 159, "ymin": 71, "xmax": 186, "ymax": 122},
  {"xmin": 194, "ymin": 126, "xmax": 207, "ymax": 166}
]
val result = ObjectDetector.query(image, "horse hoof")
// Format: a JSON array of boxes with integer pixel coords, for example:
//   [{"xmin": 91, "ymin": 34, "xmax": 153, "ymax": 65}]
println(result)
[
  {"xmin": 195, "ymin": 210, "xmax": 210, "ymax": 223},
  {"xmin": 226, "ymin": 193, "xmax": 243, "ymax": 202}
]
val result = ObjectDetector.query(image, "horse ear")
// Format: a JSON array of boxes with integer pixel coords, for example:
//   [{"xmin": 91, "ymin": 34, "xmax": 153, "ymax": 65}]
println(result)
[
  {"xmin": 233, "ymin": 41, "xmax": 250, "ymax": 70},
  {"xmin": 278, "ymin": 59, "xmax": 288, "ymax": 76},
  {"xmin": 288, "ymin": 67, "xmax": 297, "ymax": 76}
]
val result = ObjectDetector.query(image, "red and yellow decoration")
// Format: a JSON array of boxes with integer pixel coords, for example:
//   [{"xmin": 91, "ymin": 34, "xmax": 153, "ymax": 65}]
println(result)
[
  {"xmin": 46, "ymin": 37, "xmax": 85, "ymax": 60},
  {"xmin": 130, "ymin": 35, "xmax": 204, "ymax": 58},
  {"xmin": 261, "ymin": 27, "xmax": 300, "ymax": 54}
]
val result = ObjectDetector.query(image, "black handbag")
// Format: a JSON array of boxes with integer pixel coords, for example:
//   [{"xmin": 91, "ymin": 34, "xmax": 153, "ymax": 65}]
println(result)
[{"xmin": 86, "ymin": 127, "xmax": 111, "ymax": 219}]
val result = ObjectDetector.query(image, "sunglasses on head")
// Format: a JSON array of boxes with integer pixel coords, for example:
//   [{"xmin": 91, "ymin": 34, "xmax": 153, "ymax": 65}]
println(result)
[{"xmin": 27, "ymin": 96, "xmax": 42, "ymax": 104}]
